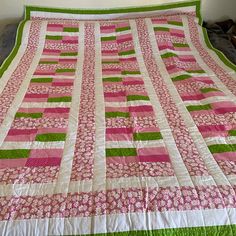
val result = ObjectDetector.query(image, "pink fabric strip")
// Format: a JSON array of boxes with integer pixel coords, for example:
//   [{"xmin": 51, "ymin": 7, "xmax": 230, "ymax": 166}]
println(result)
[{"xmin": 70, "ymin": 22, "xmax": 96, "ymax": 181}]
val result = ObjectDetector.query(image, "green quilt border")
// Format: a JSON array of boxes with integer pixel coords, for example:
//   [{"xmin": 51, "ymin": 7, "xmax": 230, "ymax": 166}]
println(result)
[
  {"xmin": 25, "ymin": 1, "xmax": 199, "ymax": 19},
  {"xmin": 63, "ymin": 224, "xmax": 236, "ymax": 236},
  {"xmin": 0, "ymin": 19, "xmax": 27, "ymax": 78}
]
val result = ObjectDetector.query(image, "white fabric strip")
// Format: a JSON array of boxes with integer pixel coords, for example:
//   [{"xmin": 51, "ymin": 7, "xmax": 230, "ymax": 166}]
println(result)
[
  {"xmin": 0, "ymin": 208, "xmax": 235, "ymax": 235},
  {"xmin": 46, "ymin": 31, "xmax": 79, "ymax": 36},
  {"xmin": 145, "ymin": 17, "xmax": 230, "ymax": 186},
  {"xmin": 0, "ymin": 21, "xmax": 31, "ymax": 94},
  {"xmin": 183, "ymin": 96, "xmax": 235, "ymax": 106},
  {"xmin": 0, "ymin": 141, "xmax": 64, "ymax": 150},
  {"xmin": 152, "ymin": 23, "xmax": 184, "ymax": 29},
  {"xmin": 0, "ymin": 21, "xmax": 47, "ymax": 147},
  {"xmin": 106, "ymin": 140, "xmax": 165, "ymax": 148},
  {"xmin": 20, "ymin": 102, "xmax": 71, "ymax": 108},
  {"xmin": 102, "ymin": 73, "xmax": 141, "ymax": 78},
  {"xmin": 92, "ymin": 22, "xmax": 106, "ymax": 192},
  {"xmin": 105, "ymin": 100, "xmax": 151, "ymax": 107},
  {"xmin": 130, "ymin": 19, "xmax": 194, "ymax": 187},
  {"xmin": 32, "ymin": 75, "xmax": 75, "ymax": 79},
  {"xmin": 30, "ymin": 6, "xmax": 195, "ymax": 20},
  {"xmin": 205, "ymin": 136, "xmax": 236, "ymax": 146},
  {"xmin": 54, "ymin": 22, "xmax": 85, "ymax": 194},
  {"xmin": 1, "ymin": 173, "xmax": 235, "ymax": 197},
  {"xmin": 100, "ymin": 31, "xmax": 131, "ymax": 37}
]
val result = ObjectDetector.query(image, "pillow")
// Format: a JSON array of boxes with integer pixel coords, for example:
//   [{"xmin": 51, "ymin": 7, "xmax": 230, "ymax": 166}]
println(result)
[{"xmin": 25, "ymin": 0, "xmax": 201, "ymax": 21}]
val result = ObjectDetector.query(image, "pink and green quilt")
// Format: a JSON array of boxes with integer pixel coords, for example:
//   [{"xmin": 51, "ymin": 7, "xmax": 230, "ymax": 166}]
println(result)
[{"xmin": 0, "ymin": 1, "xmax": 236, "ymax": 235}]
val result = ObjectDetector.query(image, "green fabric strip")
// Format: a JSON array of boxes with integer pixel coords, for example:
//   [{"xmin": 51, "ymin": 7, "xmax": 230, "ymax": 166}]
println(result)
[
  {"xmin": 187, "ymin": 104, "xmax": 212, "ymax": 112},
  {"xmin": 127, "ymin": 95, "xmax": 150, "ymax": 101},
  {"xmin": 64, "ymin": 224, "xmax": 236, "ymax": 236},
  {"xmin": 229, "ymin": 130, "xmax": 236, "ymax": 136},
  {"xmin": 102, "ymin": 61, "xmax": 120, "ymax": 64},
  {"xmin": 171, "ymin": 74, "xmax": 192, "ymax": 82},
  {"xmin": 161, "ymin": 52, "xmax": 178, "ymax": 59},
  {"xmin": 173, "ymin": 43, "xmax": 189, "ymax": 48},
  {"xmin": 103, "ymin": 77, "xmax": 122, "ymax": 82},
  {"xmin": 31, "ymin": 78, "xmax": 53, "ymax": 83},
  {"xmin": 134, "ymin": 132, "xmax": 162, "ymax": 141},
  {"xmin": 0, "ymin": 149, "xmax": 30, "ymax": 159},
  {"xmin": 46, "ymin": 35, "xmax": 63, "ymax": 40},
  {"xmin": 48, "ymin": 96, "xmax": 72, "ymax": 102},
  {"xmin": 63, "ymin": 27, "xmax": 79, "ymax": 32},
  {"xmin": 168, "ymin": 20, "xmax": 183, "ymax": 26},
  {"xmin": 101, "ymin": 36, "xmax": 116, "ymax": 41},
  {"xmin": 60, "ymin": 52, "xmax": 78, "ymax": 56},
  {"xmin": 121, "ymin": 71, "xmax": 141, "ymax": 75},
  {"xmin": 39, "ymin": 61, "xmax": 58, "ymax": 64},
  {"xmin": 15, "ymin": 112, "xmax": 43, "ymax": 119},
  {"xmin": 35, "ymin": 133, "xmax": 66, "ymax": 142},
  {"xmin": 208, "ymin": 144, "xmax": 236, "ymax": 154},
  {"xmin": 105, "ymin": 112, "xmax": 130, "ymax": 118},
  {"xmin": 116, "ymin": 26, "xmax": 131, "ymax": 32},
  {"xmin": 118, "ymin": 50, "xmax": 135, "ymax": 56},
  {"xmin": 56, "ymin": 68, "xmax": 76, "ymax": 73},
  {"xmin": 154, "ymin": 27, "xmax": 169, "ymax": 32},
  {"xmin": 186, "ymin": 69, "xmax": 205, "ymax": 73},
  {"xmin": 200, "ymin": 87, "xmax": 220, "ymax": 93},
  {"xmin": 106, "ymin": 148, "xmax": 137, "ymax": 157}
]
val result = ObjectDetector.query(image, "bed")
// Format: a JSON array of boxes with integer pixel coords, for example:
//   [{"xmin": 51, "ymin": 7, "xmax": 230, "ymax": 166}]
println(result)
[{"xmin": 0, "ymin": 1, "xmax": 236, "ymax": 235}]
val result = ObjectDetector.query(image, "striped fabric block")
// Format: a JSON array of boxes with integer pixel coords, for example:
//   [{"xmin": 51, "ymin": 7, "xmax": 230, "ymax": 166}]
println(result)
[{"xmin": 100, "ymin": 21, "xmax": 173, "ymax": 175}]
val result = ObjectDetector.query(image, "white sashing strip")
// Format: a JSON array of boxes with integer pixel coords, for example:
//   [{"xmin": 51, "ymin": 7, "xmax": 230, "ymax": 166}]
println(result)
[
  {"xmin": 0, "ymin": 21, "xmax": 31, "ymax": 93},
  {"xmin": 92, "ymin": 22, "xmax": 106, "ymax": 192},
  {"xmin": 0, "ymin": 179, "xmax": 92, "ymax": 197},
  {"xmin": 54, "ymin": 22, "xmax": 85, "ymax": 194},
  {"xmin": 0, "ymin": 21, "xmax": 47, "ymax": 147},
  {"xmin": 145, "ymin": 18, "xmax": 230, "ymax": 186},
  {"xmin": 0, "ymin": 208, "xmax": 235, "ymax": 235},
  {"xmin": 130, "ymin": 19, "xmax": 193, "ymax": 187},
  {"xmin": 1, "ymin": 173, "xmax": 235, "ymax": 197}
]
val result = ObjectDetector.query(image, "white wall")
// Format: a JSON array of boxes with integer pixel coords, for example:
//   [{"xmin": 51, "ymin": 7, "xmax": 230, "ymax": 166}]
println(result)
[{"xmin": 0, "ymin": 0, "xmax": 236, "ymax": 24}]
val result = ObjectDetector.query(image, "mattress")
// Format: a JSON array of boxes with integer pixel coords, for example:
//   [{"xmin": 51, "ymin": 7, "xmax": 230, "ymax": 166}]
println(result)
[{"xmin": 0, "ymin": 1, "xmax": 236, "ymax": 235}]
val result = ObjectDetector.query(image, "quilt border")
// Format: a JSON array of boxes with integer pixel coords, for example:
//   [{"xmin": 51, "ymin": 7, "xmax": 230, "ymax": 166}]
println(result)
[
  {"xmin": 67, "ymin": 224, "xmax": 236, "ymax": 236},
  {"xmin": 0, "ymin": 19, "xmax": 27, "ymax": 77}
]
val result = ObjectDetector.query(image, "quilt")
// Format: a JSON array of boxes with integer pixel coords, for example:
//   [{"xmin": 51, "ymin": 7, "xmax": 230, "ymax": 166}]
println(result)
[{"xmin": 0, "ymin": 1, "xmax": 236, "ymax": 235}]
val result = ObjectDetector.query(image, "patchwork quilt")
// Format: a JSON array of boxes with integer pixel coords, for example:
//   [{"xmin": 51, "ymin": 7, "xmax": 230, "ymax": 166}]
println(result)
[{"xmin": 0, "ymin": 1, "xmax": 236, "ymax": 235}]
